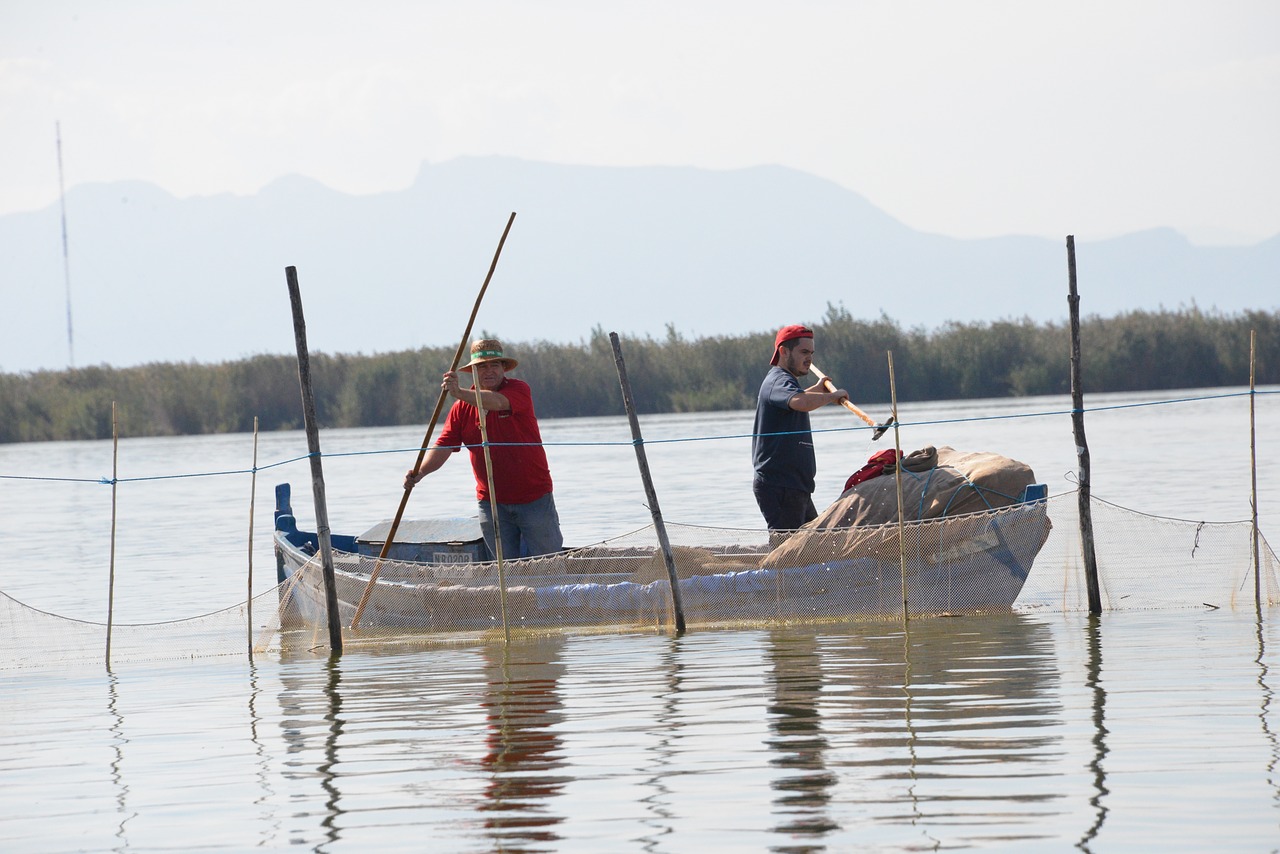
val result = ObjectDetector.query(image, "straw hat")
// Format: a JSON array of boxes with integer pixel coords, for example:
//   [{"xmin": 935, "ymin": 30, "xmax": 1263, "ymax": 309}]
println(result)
[{"xmin": 460, "ymin": 338, "xmax": 518, "ymax": 372}]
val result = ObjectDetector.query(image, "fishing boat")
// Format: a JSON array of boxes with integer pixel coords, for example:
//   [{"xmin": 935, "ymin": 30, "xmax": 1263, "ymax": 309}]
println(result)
[{"xmin": 272, "ymin": 446, "xmax": 1052, "ymax": 634}]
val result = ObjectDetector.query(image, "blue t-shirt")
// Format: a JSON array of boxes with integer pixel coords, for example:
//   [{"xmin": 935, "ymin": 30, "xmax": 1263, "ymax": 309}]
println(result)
[{"xmin": 752, "ymin": 367, "xmax": 816, "ymax": 493}]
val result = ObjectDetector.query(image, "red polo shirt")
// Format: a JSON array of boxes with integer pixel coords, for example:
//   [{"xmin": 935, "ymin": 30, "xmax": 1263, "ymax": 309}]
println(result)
[{"xmin": 435, "ymin": 377, "xmax": 554, "ymax": 504}]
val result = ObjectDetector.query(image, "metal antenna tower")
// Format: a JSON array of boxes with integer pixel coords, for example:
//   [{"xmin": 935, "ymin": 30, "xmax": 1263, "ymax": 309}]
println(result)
[{"xmin": 56, "ymin": 121, "xmax": 75, "ymax": 368}]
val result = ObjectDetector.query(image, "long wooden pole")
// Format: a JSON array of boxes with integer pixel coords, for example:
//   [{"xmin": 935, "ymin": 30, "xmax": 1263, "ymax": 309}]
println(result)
[
  {"xmin": 352, "ymin": 212, "xmax": 517, "ymax": 627},
  {"xmin": 1067, "ymin": 235, "xmax": 1102, "ymax": 613},
  {"xmin": 105, "ymin": 401, "xmax": 118, "ymax": 667},
  {"xmin": 810, "ymin": 364, "xmax": 894, "ymax": 439},
  {"xmin": 887, "ymin": 352, "xmax": 909, "ymax": 624},
  {"xmin": 286, "ymin": 266, "xmax": 343, "ymax": 654},
  {"xmin": 474, "ymin": 387, "xmax": 511, "ymax": 642},
  {"xmin": 247, "ymin": 415, "xmax": 259, "ymax": 658},
  {"xmin": 610, "ymin": 332, "xmax": 686, "ymax": 633},
  {"xmin": 1250, "ymin": 329, "xmax": 1261, "ymax": 613}
]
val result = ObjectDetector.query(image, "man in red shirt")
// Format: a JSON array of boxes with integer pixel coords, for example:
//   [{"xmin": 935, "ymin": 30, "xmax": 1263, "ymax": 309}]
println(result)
[{"xmin": 405, "ymin": 338, "xmax": 564, "ymax": 559}]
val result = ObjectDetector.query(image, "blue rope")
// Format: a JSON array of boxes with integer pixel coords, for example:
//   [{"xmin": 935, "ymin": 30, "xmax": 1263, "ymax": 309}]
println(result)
[{"xmin": 0, "ymin": 389, "xmax": 1271, "ymax": 486}]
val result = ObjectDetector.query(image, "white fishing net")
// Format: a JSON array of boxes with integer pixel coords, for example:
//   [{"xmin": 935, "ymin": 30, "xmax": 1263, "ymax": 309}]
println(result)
[{"xmin": 6, "ymin": 490, "xmax": 1271, "ymax": 669}]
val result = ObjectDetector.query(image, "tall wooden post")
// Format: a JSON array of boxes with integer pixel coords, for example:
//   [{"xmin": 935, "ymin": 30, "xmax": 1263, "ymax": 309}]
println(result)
[
  {"xmin": 887, "ymin": 350, "xmax": 909, "ymax": 624},
  {"xmin": 105, "ymin": 401, "xmax": 119, "ymax": 667},
  {"xmin": 1250, "ymin": 329, "xmax": 1261, "ymax": 613},
  {"xmin": 1067, "ymin": 236, "xmax": 1102, "ymax": 613},
  {"xmin": 247, "ymin": 416, "xmax": 259, "ymax": 658},
  {"xmin": 286, "ymin": 266, "xmax": 343, "ymax": 654},
  {"xmin": 609, "ymin": 332, "xmax": 686, "ymax": 633}
]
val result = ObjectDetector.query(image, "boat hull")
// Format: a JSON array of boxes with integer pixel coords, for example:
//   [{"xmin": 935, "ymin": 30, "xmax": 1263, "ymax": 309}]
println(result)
[{"xmin": 272, "ymin": 500, "xmax": 1051, "ymax": 633}]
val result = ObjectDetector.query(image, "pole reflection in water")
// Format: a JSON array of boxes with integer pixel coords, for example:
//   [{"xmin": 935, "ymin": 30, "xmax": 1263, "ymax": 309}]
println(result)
[
  {"xmin": 764, "ymin": 629, "xmax": 839, "ymax": 844},
  {"xmin": 1256, "ymin": 614, "xmax": 1280, "ymax": 804},
  {"xmin": 106, "ymin": 668, "xmax": 134, "ymax": 847},
  {"xmin": 637, "ymin": 636, "xmax": 685, "ymax": 849},
  {"xmin": 899, "ymin": 627, "xmax": 930, "ymax": 847},
  {"xmin": 1078, "ymin": 614, "xmax": 1110, "ymax": 851},
  {"xmin": 275, "ymin": 643, "xmax": 497, "ymax": 848},
  {"xmin": 817, "ymin": 614, "xmax": 1064, "ymax": 847},
  {"xmin": 319, "ymin": 656, "xmax": 345, "ymax": 850},
  {"xmin": 479, "ymin": 636, "xmax": 569, "ymax": 850},
  {"xmin": 246, "ymin": 662, "xmax": 281, "ymax": 848},
  {"xmin": 274, "ymin": 653, "xmax": 351, "ymax": 849}
]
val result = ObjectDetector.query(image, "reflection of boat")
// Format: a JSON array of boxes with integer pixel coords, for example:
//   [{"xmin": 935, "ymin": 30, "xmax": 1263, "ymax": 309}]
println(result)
[{"xmin": 272, "ymin": 448, "xmax": 1051, "ymax": 633}]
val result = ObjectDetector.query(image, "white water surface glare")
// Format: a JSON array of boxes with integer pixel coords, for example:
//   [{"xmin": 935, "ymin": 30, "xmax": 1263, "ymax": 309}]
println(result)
[{"xmin": 2, "ymin": 388, "xmax": 1279, "ymax": 851}]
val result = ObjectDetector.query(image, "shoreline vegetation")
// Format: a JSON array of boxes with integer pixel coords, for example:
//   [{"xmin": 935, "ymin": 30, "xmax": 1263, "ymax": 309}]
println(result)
[{"xmin": 1, "ymin": 305, "xmax": 1275, "ymax": 444}]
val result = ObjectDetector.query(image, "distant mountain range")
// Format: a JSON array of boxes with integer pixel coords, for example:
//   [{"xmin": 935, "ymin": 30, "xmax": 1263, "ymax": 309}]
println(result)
[{"xmin": 3, "ymin": 156, "xmax": 1277, "ymax": 374}]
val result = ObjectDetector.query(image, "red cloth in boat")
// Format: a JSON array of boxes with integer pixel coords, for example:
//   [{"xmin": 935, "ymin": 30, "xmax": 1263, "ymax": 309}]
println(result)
[{"xmin": 843, "ymin": 448, "xmax": 902, "ymax": 491}]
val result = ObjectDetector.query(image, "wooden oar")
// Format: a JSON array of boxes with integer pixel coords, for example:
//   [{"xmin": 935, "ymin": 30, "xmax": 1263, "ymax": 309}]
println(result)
[
  {"xmin": 809, "ymin": 364, "xmax": 894, "ymax": 441},
  {"xmin": 351, "ymin": 212, "xmax": 517, "ymax": 628}
]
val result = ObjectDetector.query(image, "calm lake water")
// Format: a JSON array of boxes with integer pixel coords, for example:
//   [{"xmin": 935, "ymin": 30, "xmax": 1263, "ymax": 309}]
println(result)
[{"xmin": 2, "ymin": 388, "xmax": 1279, "ymax": 851}]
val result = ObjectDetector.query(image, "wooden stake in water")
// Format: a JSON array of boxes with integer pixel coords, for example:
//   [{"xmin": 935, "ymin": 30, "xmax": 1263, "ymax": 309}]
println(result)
[
  {"xmin": 286, "ymin": 266, "xmax": 342, "ymax": 654},
  {"xmin": 1067, "ymin": 235, "xmax": 1102, "ymax": 614},
  {"xmin": 105, "ymin": 401, "xmax": 119, "ymax": 668},
  {"xmin": 609, "ymin": 332, "xmax": 686, "ymax": 633},
  {"xmin": 887, "ymin": 351, "xmax": 909, "ymax": 624},
  {"xmin": 247, "ymin": 415, "xmax": 259, "ymax": 658},
  {"xmin": 472, "ymin": 377, "xmax": 510, "ymax": 642},
  {"xmin": 1250, "ymin": 329, "xmax": 1261, "ymax": 612}
]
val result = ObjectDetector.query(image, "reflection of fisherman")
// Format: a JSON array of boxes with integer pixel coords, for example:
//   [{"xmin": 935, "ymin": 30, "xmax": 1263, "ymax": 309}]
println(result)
[
  {"xmin": 752, "ymin": 324, "xmax": 849, "ymax": 532},
  {"xmin": 764, "ymin": 631, "xmax": 834, "ymax": 836},
  {"xmin": 405, "ymin": 338, "xmax": 564, "ymax": 559},
  {"xmin": 480, "ymin": 638, "xmax": 568, "ymax": 841}
]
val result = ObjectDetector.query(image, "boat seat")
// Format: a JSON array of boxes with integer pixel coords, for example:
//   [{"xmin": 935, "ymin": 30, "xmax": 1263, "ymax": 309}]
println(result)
[{"xmin": 1019, "ymin": 483, "xmax": 1048, "ymax": 503}]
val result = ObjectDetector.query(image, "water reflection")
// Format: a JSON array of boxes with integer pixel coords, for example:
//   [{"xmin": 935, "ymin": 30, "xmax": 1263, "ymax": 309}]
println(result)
[
  {"xmin": 247, "ymin": 613, "xmax": 1280, "ymax": 849},
  {"xmin": 1256, "ymin": 615, "xmax": 1280, "ymax": 805},
  {"xmin": 1078, "ymin": 615, "xmax": 1110, "ymax": 851},
  {"xmin": 764, "ymin": 630, "xmax": 839, "ymax": 847},
  {"xmin": 318, "ymin": 656, "xmax": 345, "ymax": 851},
  {"xmin": 106, "ymin": 668, "xmax": 135, "ymax": 847},
  {"xmin": 899, "ymin": 628, "xmax": 929, "ymax": 845},
  {"xmin": 478, "ymin": 636, "xmax": 569, "ymax": 850},
  {"xmin": 795, "ymin": 615, "xmax": 1065, "ymax": 847},
  {"xmin": 637, "ymin": 637, "xmax": 685, "ymax": 851},
  {"xmin": 246, "ymin": 661, "xmax": 280, "ymax": 848},
  {"xmin": 275, "ymin": 653, "xmax": 350, "ymax": 850}
]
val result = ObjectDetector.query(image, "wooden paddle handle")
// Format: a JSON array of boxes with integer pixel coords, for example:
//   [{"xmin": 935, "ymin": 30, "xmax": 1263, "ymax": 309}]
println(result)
[{"xmin": 809, "ymin": 364, "xmax": 877, "ymax": 427}]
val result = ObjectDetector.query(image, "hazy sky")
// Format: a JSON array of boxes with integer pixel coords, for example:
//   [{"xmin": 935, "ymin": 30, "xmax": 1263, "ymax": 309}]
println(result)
[{"xmin": 3, "ymin": 0, "xmax": 1278, "ymax": 244}]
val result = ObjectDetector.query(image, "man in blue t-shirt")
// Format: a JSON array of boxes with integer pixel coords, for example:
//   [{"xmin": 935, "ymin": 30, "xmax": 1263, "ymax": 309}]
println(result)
[{"xmin": 752, "ymin": 324, "xmax": 849, "ymax": 533}]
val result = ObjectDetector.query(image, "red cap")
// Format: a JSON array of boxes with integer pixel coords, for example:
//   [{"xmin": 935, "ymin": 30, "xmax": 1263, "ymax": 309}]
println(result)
[{"xmin": 770, "ymin": 324, "xmax": 814, "ymax": 366}]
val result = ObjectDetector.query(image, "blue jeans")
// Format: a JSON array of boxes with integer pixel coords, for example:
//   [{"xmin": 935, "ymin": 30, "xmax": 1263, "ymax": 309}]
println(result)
[
  {"xmin": 477, "ymin": 492, "xmax": 564, "ymax": 560},
  {"xmin": 752, "ymin": 476, "xmax": 816, "ymax": 533}
]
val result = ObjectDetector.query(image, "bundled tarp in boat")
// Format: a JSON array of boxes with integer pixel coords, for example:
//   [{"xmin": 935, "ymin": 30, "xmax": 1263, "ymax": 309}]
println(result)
[
  {"xmin": 763, "ymin": 445, "xmax": 1051, "ymax": 574},
  {"xmin": 830, "ymin": 445, "xmax": 1037, "ymax": 526}
]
